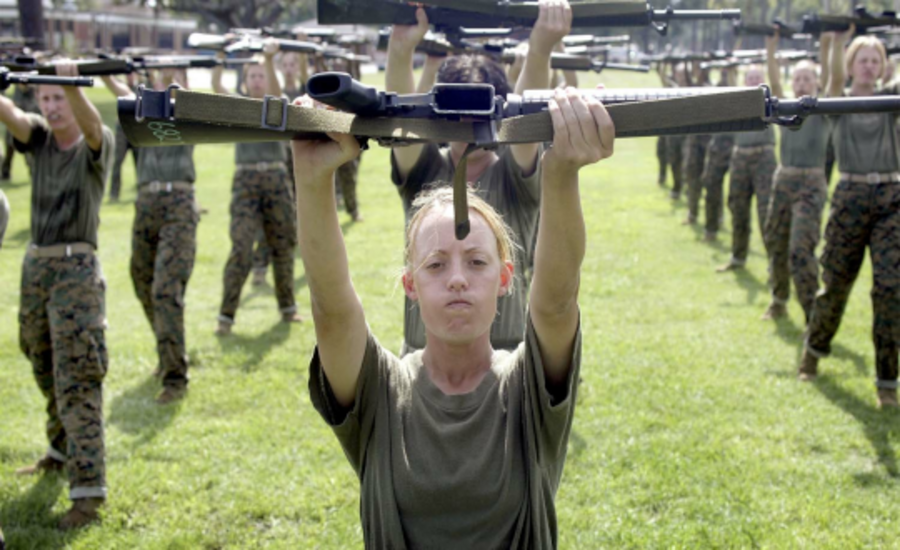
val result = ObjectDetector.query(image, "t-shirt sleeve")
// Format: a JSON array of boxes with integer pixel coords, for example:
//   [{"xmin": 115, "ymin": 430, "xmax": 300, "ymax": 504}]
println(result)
[
  {"xmin": 88, "ymin": 126, "xmax": 115, "ymax": 186},
  {"xmin": 13, "ymin": 113, "xmax": 49, "ymax": 154},
  {"xmin": 308, "ymin": 329, "xmax": 395, "ymax": 476},
  {"xmin": 390, "ymin": 143, "xmax": 446, "ymax": 197},
  {"xmin": 499, "ymin": 145, "xmax": 542, "ymax": 208},
  {"xmin": 521, "ymin": 310, "xmax": 582, "ymax": 487}
]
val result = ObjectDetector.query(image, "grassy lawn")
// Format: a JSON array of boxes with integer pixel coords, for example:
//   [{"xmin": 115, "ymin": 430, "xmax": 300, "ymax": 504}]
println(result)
[{"xmin": 1, "ymin": 71, "xmax": 898, "ymax": 549}]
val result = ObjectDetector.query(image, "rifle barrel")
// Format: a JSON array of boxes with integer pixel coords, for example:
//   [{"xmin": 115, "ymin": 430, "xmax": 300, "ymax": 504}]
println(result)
[
  {"xmin": 772, "ymin": 96, "xmax": 900, "ymax": 117},
  {"xmin": 1, "ymin": 69, "xmax": 93, "ymax": 87}
]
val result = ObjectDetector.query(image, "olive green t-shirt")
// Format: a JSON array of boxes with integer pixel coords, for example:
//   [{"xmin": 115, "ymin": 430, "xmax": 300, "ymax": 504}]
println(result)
[
  {"xmin": 779, "ymin": 115, "xmax": 831, "ymax": 169},
  {"xmin": 234, "ymin": 140, "xmax": 287, "ymax": 165},
  {"xmin": 14, "ymin": 114, "xmax": 113, "ymax": 249},
  {"xmin": 309, "ymin": 315, "xmax": 582, "ymax": 549},
  {"xmin": 391, "ymin": 143, "xmax": 542, "ymax": 351},
  {"xmin": 136, "ymin": 145, "xmax": 196, "ymax": 185},
  {"xmin": 734, "ymin": 125, "xmax": 776, "ymax": 148},
  {"xmin": 832, "ymin": 83, "xmax": 900, "ymax": 174},
  {"xmin": 0, "ymin": 188, "xmax": 9, "ymax": 249}
]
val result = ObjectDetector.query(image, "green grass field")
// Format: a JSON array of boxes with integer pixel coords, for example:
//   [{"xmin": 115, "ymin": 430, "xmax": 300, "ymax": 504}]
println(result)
[{"xmin": 1, "ymin": 71, "xmax": 899, "ymax": 549}]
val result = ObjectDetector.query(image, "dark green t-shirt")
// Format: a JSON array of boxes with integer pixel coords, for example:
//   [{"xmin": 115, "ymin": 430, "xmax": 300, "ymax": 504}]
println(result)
[
  {"xmin": 779, "ymin": 115, "xmax": 831, "ymax": 169},
  {"xmin": 734, "ymin": 125, "xmax": 776, "ymax": 148},
  {"xmin": 15, "ymin": 114, "xmax": 113, "ymax": 248},
  {"xmin": 391, "ymin": 143, "xmax": 542, "ymax": 351},
  {"xmin": 832, "ymin": 83, "xmax": 900, "ymax": 174},
  {"xmin": 309, "ymin": 315, "xmax": 582, "ymax": 549},
  {"xmin": 137, "ymin": 144, "xmax": 196, "ymax": 185}
]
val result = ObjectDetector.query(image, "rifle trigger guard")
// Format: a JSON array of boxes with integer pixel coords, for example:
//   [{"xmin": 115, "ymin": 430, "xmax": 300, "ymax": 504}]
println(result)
[{"xmin": 261, "ymin": 95, "xmax": 288, "ymax": 132}]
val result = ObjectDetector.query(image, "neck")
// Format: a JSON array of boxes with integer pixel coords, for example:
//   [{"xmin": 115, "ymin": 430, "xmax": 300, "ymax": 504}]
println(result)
[
  {"xmin": 850, "ymin": 80, "xmax": 875, "ymax": 96},
  {"xmin": 422, "ymin": 334, "xmax": 494, "ymax": 395},
  {"xmin": 449, "ymin": 145, "xmax": 498, "ymax": 182},
  {"xmin": 52, "ymin": 125, "xmax": 82, "ymax": 151}
]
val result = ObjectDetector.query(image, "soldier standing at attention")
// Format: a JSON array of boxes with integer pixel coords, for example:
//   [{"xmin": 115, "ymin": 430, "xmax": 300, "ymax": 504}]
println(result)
[
  {"xmin": 213, "ymin": 41, "xmax": 302, "ymax": 335},
  {"xmin": 100, "ymin": 67, "xmax": 198, "ymax": 404},
  {"xmin": 760, "ymin": 33, "xmax": 833, "ymax": 321},
  {"xmin": 698, "ymin": 66, "xmax": 737, "ymax": 241},
  {"xmin": 717, "ymin": 65, "xmax": 778, "ymax": 272},
  {"xmin": 681, "ymin": 61, "xmax": 713, "ymax": 224},
  {"xmin": 800, "ymin": 28, "xmax": 900, "ymax": 408},
  {"xmin": 659, "ymin": 62, "xmax": 688, "ymax": 200},
  {"xmin": 2, "ymin": 82, "xmax": 39, "ymax": 181},
  {"xmin": 386, "ymin": 0, "xmax": 569, "ymax": 355},
  {"xmin": 2, "ymin": 62, "xmax": 114, "ymax": 529}
]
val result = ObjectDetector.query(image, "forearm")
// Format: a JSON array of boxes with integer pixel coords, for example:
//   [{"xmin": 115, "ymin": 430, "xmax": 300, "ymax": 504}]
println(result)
[
  {"xmin": 265, "ymin": 57, "xmax": 282, "ymax": 97},
  {"xmin": 0, "ymin": 96, "xmax": 33, "ymax": 143},
  {"xmin": 212, "ymin": 55, "xmax": 227, "ymax": 94},
  {"xmin": 829, "ymin": 39, "xmax": 846, "ymax": 97},
  {"xmin": 510, "ymin": 49, "xmax": 551, "ymax": 173},
  {"xmin": 64, "ymin": 88, "xmax": 104, "ymax": 151},
  {"xmin": 416, "ymin": 55, "xmax": 443, "ymax": 94},
  {"xmin": 386, "ymin": 40, "xmax": 416, "ymax": 94},
  {"xmin": 766, "ymin": 44, "xmax": 783, "ymax": 98},
  {"xmin": 819, "ymin": 36, "xmax": 832, "ymax": 92},
  {"xmin": 298, "ymin": 53, "xmax": 309, "ymax": 85},
  {"xmin": 101, "ymin": 75, "xmax": 133, "ymax": 98}
]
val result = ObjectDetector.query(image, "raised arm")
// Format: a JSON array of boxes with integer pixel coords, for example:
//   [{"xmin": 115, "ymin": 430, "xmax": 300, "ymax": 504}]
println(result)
[
  {"xmin": 765, "ymin": 34, "xmax": 784, "ymax": 99},
  {"xmin": 386, "ymin": 7, "xmax": 429, "ymax": 180},
  {"xmin": 829, "ymin": 25, "xmax": 853, "ymax": 98},
  {"xmin": 291, "ymin": 98, "xmax": 366, "ymax": 407},
  {"xmin": 0, "ymin": 94, "xmax": 32, "ymax": 144},
  {"xmin": 100, "ymin": 74, "xmax": 134, "ymax": 98},
  {"xmin": 819, "ymin": 33, "xmax": 833, "ymax": 93},
  {"xmin": 211, "ymin": 51, "xmax": 228, "ymax": 95},
  {"xmin": 416, "ymin": 54, "xmax": 444, "ymax": 94},
  {"xmin": 513, "ymin": 0, "xmax": 571, "ymax": 175},
  {"xmin": 530, "ymin": 87, "xmax": 613, "ymax": 386},
  {"xmin": 263, "ymin": 39, "xmax": 282, "ymax": 97},
  {"xmin": 295, "ymin": 31, "xmax": 311, "ymax": 87},
  {"xmin": 56, "ymin": 62, "xmax": 104, "ymax": 152}
]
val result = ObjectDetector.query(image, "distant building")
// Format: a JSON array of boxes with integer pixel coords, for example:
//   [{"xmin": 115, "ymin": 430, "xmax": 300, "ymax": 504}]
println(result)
[{"xmin": 2, "ymin": 0, "xmax": 198, "ymax": 52}]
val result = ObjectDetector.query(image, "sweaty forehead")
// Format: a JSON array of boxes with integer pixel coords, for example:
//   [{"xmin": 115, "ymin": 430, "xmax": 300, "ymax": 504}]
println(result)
[
  {"xmin": 37, "ymin": 84, "xmax": 65, "ymax": 98},
  {"xmin": 413, "ymin": 206, "xmax": 497, "ymax": 259}
]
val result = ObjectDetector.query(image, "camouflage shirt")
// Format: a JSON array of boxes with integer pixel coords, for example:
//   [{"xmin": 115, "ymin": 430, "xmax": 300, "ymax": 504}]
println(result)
[{"xmin": 14, "ymin": 114, "xmax": 113, "ymax": 248}]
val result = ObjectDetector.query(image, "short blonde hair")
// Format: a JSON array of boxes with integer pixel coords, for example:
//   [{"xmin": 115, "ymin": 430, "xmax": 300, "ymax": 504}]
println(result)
[
  {"xmin": 405, "ymin": 186, "xmax": 518, "ymax": 277},
  {"xmin": 792, "ymin": 60, "xmax": 819, "ymax": 78},
  {"xmin": 845, "ymin": 36, "xmax": 887, "ymax": 80}
]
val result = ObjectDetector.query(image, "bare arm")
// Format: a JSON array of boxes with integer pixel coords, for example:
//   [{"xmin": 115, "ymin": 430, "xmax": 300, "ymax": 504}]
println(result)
[
  {"xmin": 829, "ymin": 26, "xmax": 853, "ymax": 98},
  {"xmin": 765, "ymin": 34, "xmax": 784, "ymax": 99},
  {"xmin": 386, "ymin": 8, "xmax": 429, "ymax": 181},
  {"xmin": 416, "ymin": 55, "xmax": 443, "ymax": 94},
  {"xmin": 0, "ymin": 95, "xmax": 32, "ymax": 144},
  {"xmin": 291, "ymin": 98, "xmax": 367, "ymax": 407},
  {"xmin": 530, "ymin": 88, "xmax": 614, "ymax": 386},
  {"xmin": 57, "ymin": 62, "xmax": 104, "ymax": 152},
  {"xmin": 513, "ymin": 0, "xmax": 572, "ymax": 175},
  {"xmin": 819, "ymin": 33, "xmax": 833, "ymax": 93},
  {"xmin": 264, "ymin": 39, "xmax": 282, "ymax": 97},
  {"xmin": 100, "ymin": 75, "xmax": 134, "ymax": 98},
  {"xmin": 212, "ymin": 51, "xmax": 228, "ymax": 95}
]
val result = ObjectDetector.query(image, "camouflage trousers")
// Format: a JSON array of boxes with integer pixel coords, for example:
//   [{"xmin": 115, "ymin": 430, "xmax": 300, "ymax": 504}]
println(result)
[
  {"xmin": 806, "ymin": 180, "xmax": 900, "ymax": 387},
  {"xmin": 220, "ymin": 168, "xmax": 297, "ymax": 323},
  {"xmin": 665, "ymin": 135, "xmax": 686, "ymax": 197},
  {"xmin": 683, "ymin": 134, "xmax": 712, "ymax": 221},
  {"xmin": 702, "ymin": 134, "xmax": 734, "ymax": 235},
  {"xmin": 111, "ymin": 123, "xmax": 138, "ymax": 201},
  {"xmin": 131, "ymin": 186, "xmax": 198, "ymax": 389},
  {"xmin": 336, "ymin": 155, "xmax": 361, "ymax": 217},
  {"xmin": 19, "ymin": 250, "xmax": 108, "ymax": 500},
  {"xmin": 763, "ymin": 168, "xmax": 827, "ymax": 320},
  {"xmin": 656, "ymin": 136, "xmax": 667, "ymax": 184},
  {"xmin": 727, "ymin": 146, "xmax": 777, "ymax": 264}
]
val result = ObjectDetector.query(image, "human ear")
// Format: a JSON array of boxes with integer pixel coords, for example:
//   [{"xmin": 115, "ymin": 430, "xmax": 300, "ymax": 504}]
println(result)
[
  {"xmin": 498, "ymin": 261, "xmax": 514, "ymax": 297},
  {"xmin": 402, "ymin": 270, "xmax": 418, "ymax": 301}
]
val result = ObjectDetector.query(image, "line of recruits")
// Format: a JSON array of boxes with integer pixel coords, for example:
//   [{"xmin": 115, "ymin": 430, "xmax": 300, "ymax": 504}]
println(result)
[
  {"xmin": 0, "ymin": 9, "xmax": 581, "ymax": 530},
  {"xmin": 655, "ymin": 27, "xmax": 900, "ymax": 409}
]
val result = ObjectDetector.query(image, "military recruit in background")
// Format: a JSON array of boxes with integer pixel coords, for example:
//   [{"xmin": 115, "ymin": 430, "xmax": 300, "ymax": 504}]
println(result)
[{"xmin": 4, "ymin": 0, "xmax": 900, "ymax": 541}]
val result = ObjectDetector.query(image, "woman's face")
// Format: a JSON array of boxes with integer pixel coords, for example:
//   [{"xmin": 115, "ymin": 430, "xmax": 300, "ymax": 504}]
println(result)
[
  {"xmin": 404, "ymin": 206, "xmax": 512, "ymax": 345},
  {"xmin": 245, "ymin": 65, "xmax": 267, "ymax": 98},
  {"xmin": 744, "ymin": 67, "xmax": 764, "ymax": 88},
  {"xmin": 791, "ymin": 67, "xmax": 817, "ymax": 97},
  {"xmin": 851, "ymin": 46, "xmax": 883, "ymax": 86}
]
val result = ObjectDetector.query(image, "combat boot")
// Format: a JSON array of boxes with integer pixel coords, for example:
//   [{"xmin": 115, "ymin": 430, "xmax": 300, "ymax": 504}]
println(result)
[
  {"xmin": 215, "ymin": 319, "xmax": 232, "ymax": 336},
  {"xmin": 156, "ymin": 386, "xmax": 187, "ymax": 405},
  {"xmin": 761, "ymin": 302, "xmax": 787, "ymax": 321},
  {"xmin": 282, "ymin": 311, "xmax": 303, "ymax": 323},
  {"xmin": 15, "ymin": 454, "xmax": 64, "ymax": 476},
  {"xmin": 58, "ymin": 498, "xmax": 103, "ymax": 531},
  {"xmin": 798, "ymin": 349, "xmax": 818, "ymax": 382},
  {"xmin": 878, "ymin": 388, "xmax": 899, "ymax": 409}
]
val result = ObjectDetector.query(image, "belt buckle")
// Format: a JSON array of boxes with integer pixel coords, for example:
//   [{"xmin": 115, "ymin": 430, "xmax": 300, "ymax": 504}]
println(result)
[
  {"xmin": 867, "ymin": 172, "xmax": 881, "ymax": 184},
  {"xmin": 256, "ymin": 162, "xmax": 267, "ymax": 171},
  {"xmin": 166, "ymin": 182, "xmax": 173, "ymax": 192},
  {"xmin": 65, "ymin": 245, "xmax": 72, "ymax": 257},
  {"xmin": 149, "ymin": 181, "xmax": 160, "ymax": 193}
]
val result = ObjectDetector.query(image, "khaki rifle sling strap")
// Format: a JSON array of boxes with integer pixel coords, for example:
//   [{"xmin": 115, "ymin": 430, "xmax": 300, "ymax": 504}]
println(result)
[{"xmin": 124, "ymin": 88, "xmax": 767, "ymax": 238}]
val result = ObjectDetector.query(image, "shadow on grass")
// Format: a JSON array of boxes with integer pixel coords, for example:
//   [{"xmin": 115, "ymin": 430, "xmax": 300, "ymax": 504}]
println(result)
[
  {"xmin": 108, "ymin": 376, "xmax": 183, "ymax": 449},
  {"xmin": 5, "ymin": 226, "xmax": 31, "ymax": 249},
  {"xmin": 814, "ymin": 376, "xmax": 900, "ymax": 479},
  {"xmin": 717, "ymin": 266, "xmax": 765, "ymax": 305},
  {"xmin": 216, "ymin": 320, "xmax": 291, "ymax": 372},
  {"xmin": 0, "ymin": 473, "xmax": 78, "ymax": 549},
  {"xmin": 773, "ymin": 317, "xmax": 868, "ymax": 375}
]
